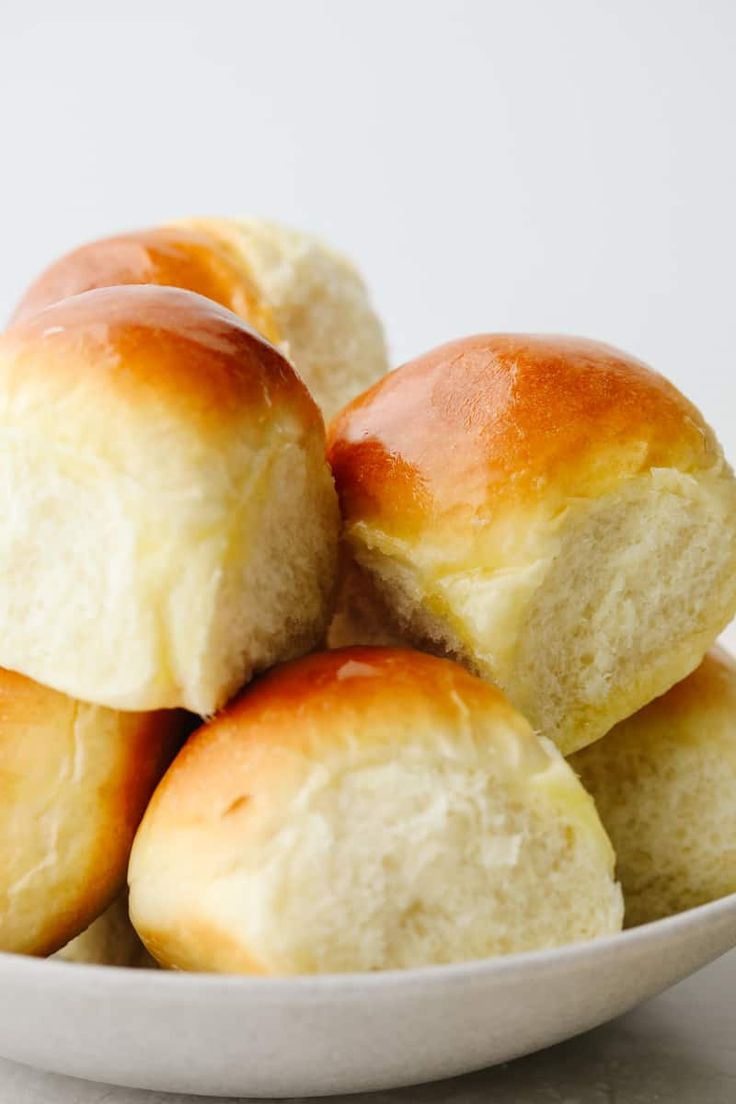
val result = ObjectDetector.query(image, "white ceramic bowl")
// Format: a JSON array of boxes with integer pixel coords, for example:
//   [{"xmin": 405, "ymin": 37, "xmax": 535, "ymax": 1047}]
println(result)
[{"xmin": 0, "ymin": 892, "xmax": 734, "ymax": 1098}]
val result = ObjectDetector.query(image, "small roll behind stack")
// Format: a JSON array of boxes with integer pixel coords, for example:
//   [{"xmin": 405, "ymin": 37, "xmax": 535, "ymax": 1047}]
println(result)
[
  {"xmin": 11, "ymin": 217, "xmax": 389, "ymax": 419},
  {"xmin": 572, "ymin": 647, "xmax": 736, "ymax": 926},
  {"xmin": 56, "ymin": 896, "xmax": 154, "ymax": 969}
]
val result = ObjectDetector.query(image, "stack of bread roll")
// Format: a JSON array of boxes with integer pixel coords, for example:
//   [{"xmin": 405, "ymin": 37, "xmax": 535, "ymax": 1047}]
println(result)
[{"xmin": 0, "ymin": 220, "xmax": 733, "ymax": 975}]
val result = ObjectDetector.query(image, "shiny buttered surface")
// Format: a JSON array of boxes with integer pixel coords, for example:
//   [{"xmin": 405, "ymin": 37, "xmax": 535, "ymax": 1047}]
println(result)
[
  {"xmin": 0, "ymin": 668, "xmax": 182, "ymax": 956},
  {"xmin": 0, "ymin": 285, "xmax": 339, "ymax": 714},
  {"xmin": 328, "ymin": 334, "xmax": 736, "ymax": 755},
  {"xmin": 11, "ymin": 217, "xmax": 389, "ymax": 419},
  {"xmin": 128, "ymin": 648, "xmax": 623, "ymax": 975},
  {"xmin": 572, "ymin": 647, "xmax": 736, "ymax": 926}
]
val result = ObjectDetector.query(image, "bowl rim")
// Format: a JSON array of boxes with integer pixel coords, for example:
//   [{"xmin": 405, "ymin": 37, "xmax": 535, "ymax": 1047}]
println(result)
[{"xmin": 1, "ymin": 890, "xmax": 734, "ymax": 999}]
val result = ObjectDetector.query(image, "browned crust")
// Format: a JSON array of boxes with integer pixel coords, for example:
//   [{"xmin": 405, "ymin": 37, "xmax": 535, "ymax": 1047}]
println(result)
[{"xmin": 328, "ymin": 334, "xmax": 717, "ymax": 538}]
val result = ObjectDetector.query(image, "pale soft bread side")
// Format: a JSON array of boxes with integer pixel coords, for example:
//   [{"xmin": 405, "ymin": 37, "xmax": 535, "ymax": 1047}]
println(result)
[
  {"xmin": 11, "ymin": 219, "xmax": 389, "ymax": 419},
  {"xmin": 0, "ymin": 285, "xmax": 339, "ymax": 714},
  {"xmin": 327, "ymin": 335, "xmax": 736, "ymax": 754},
  {"xmin": 129, "ymin": 648, "xmax": 622, "ymax": 975},
  {"xmin": 572, "ymin": 647, "xmax": 736, "ymax": 926},
  {"xmin": 56, "ymin": 895, "xmax": 155, "ymax": 968},
  {"xmin": 172, "ymin": 217, "xmax": 389, "ymax": 418},
  {"xmin": 0, "ymin": 669, "xmax": 182, "ymax": 956}
]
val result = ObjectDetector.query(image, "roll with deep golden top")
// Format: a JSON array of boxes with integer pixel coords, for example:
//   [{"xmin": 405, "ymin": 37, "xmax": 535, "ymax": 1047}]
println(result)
[
  {"xmin": 0, "ymin": 668, "xmax": 182, "ymax": 956},
  {"xmin": 327, "ymin": 335, "xmax": 736, "ymax": 754},
  {"xmin": 0, "ymin": 285, "xmax": 339, "ymax": 714},
  {"xmin": 129, "ymin": 647, "xmax": 622, "ymax": 975},
  {"xmin": 11, "ymin": 218, "xmax": 389, "ymax": 418},
  {"xmin": 572, "ymin": 647, "xmax": 736, "ymax": 926}
]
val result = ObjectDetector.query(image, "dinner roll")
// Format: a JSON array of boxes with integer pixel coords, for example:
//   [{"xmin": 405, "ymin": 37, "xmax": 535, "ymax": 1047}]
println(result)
[
  {"xmin": 129, "ymin": 648, "xmax": 623, "ymax": 975},
  {"xmin": 56, "ymin": 895, "xmax": 155, "ymax": 968},
  {"xmin": 572, "ymin": 647, "xmax": 736, "ymax": 926},
  {"xmin": 0, "ymin": 669, "xmax": 182, "ymax": 957},
  {"xmin": 327, "ymin": 335, "xmax": 736, "ymax": 754},
  {"xmin": 0, "ymin": 285, "xmax": 339, "ymax": 714},
  {"xmin": 11, "ymin": 218, "xmax": 389, "ymax": 418}
]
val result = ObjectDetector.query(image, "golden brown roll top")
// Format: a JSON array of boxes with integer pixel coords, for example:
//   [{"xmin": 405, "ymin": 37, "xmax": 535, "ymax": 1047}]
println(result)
[
  {"xmin": 572, "ymin": 646, "xmax": 736, "ymax": 925},
  {"xmin": 328, "ymin": 334, "xmax": 718, "ymax": 537},
  {"xmin": 11, "ymin": 226, "xmax": 281, "ymax": 346},
  {"xmin": 5, "ymin": 282, "xmax": 320, "ymax": 437},
  {"xmin": 0, "ymin": 285, "xmax": 339, "ymax": 715},
  {"xmin": 327, "ymin": 335, "xmax": 736, "ymax": 754},
  {"xmin": 11, "ymin": 218, "xmax": 389, "ymax": 418},
  {"xmin": 129, "ymin": 647, "xmax": 622, "ymax": 975},
  {"xmin": 0, "ymin": 667, "xmax": 183, "ymax": 956}
]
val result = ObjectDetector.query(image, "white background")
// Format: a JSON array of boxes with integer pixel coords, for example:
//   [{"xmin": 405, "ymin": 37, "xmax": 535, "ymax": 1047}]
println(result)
[{"xmin": 2, "ymin": 0, "xmax": 734, "ymax": 637}]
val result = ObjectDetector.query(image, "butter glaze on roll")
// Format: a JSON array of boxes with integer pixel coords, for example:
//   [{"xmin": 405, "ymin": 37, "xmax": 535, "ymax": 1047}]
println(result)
[
  {"xmin": 0, "ymin": 285, "xmax": 339, "ymax": 714},
  {"xmin": 129, "ymin": 648, "xmax": 622, "ymax": 975},
  {"xmin": 11, "ymin": 218, "xmax": 389, "ymax": 418},
  {"xmin": 572, "ymin": 647, "xmax": 736, "ymax": 926},
  {"xmin": 0, "ymin": 668, "xmax": 182, "ymax": 956},
  {"xmin": 327, "ymin": 335, "xmax": 736, "ymax": 755}
]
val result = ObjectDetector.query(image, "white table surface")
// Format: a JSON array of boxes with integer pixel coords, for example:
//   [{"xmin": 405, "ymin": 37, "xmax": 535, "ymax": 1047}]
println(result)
[{"xmin": 0, "ymin": 949, "xmax": 733, "ymax": 1104}]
